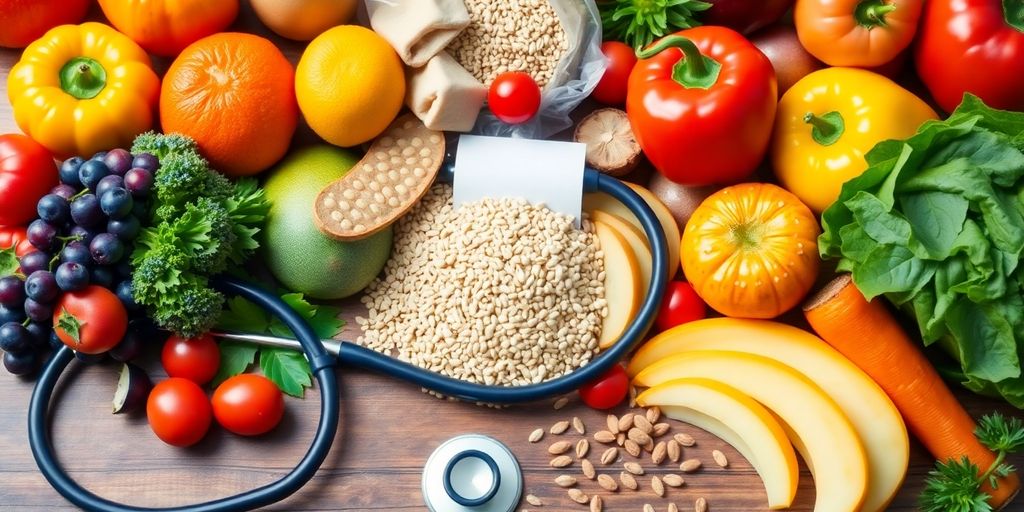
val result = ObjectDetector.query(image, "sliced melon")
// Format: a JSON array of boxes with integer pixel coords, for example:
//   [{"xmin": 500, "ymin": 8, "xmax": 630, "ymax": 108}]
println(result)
[
  {"xmin": 591, "ymin": 210, "xmax": 652, "ymax": 296},
  {"xmin": 593, "ymin": 220, "xmax": 641, "ymax": 349}
]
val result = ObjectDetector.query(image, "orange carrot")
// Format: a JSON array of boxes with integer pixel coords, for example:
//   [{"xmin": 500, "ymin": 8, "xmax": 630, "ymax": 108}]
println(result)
[{"xmin": 804, "ymin": 274, "xmax": 1020, "ymax": 509}]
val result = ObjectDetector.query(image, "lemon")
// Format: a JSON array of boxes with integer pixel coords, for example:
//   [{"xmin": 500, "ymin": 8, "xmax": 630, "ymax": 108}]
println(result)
[
  {"xmin": 262, "ymin": 145, "xmax": 393, "ymax": 299},
  {"xmin": 295, "ymin": 25, "xmax": 405, "ymax": 147}
]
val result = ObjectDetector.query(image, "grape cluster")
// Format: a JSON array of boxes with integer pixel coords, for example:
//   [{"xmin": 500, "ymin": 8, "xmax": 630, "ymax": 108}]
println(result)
[{"xmin": 0, "ymin": 148, "xmax": 156, "ymax": 376}]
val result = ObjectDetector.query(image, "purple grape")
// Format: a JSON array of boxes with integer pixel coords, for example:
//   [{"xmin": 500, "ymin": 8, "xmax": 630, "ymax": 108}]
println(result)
[
  {"xmin": 90, "ymin": 266, "xmax": 115, "ymax": 288},
  {"xmin": 99, "ymin": 187, "xmax": 133, "ymax": 219},
  {"xmin": 69, "ymin": 225, "xmax": 99, "ymax": 246},
  {"xmin": 27, "ymin": 219, "xmax": 58, "ymax": 251},
  {"xmin": 25, "ymin": 321, "xmax": 50, "ymax": 349},
  {"xmin": 60, "ymin": 241, "xmax": 91, "ymax": 266},
  {"xmin": 3, "ymin": 350, "xmax": 37, "ymax": 376},
  {"xmin": 114, "ymin": 280, "xmax": 138, "ymax": 311},
  {"xmin": 55, "ymin": 262, "xmax": 89, "ymax": 292},
  {"xmin": 0, "ymin": 276, "xmax": 25, "ymax": 306},
  {"xmin": 131, "ymin": 152, "xmax": 159, "ymax": 173},
  {"xmin": 78, "ymin": 159, "xmax": 110, "ymax": 191},
  {"xmin": 24, "ymin": 297, "xmax": 53, "ymax": 323},
  {"xmin": 131, "ymin": 200, "xmax": 147, "ymax": 219},
  {"xmin": 123, "ymin": 168, "xmax": 154, "ymax": 198},
  {"xmin": 59, "ymin": 157, "xmax": 84, "ymax": 187},
  {"xmin": 91, "ymin": 151, "xmax": 108, "ymax": 160},
  {"xmin": 90, "ymin": 233, "xmax": 124, "ymax": 265},
  {"xmin": 108, "ymin": 216, "xmax": 140, "ymax": 240},
  {"xmin": 18, "ymin": 251, "xmax": 49, "ymax": 276},
  {"xmin": 36, "ymin": 193, "xmax": 70, "ymax": 224},
  {"xmin": 0, "ymin": 322, "xmax": 30, "ymax": 354},
  {"xmin": 95, "ymin": 174, "xmax": 124, "ymax": 198},
  {"xmin": 109, "ymin": 329, "xmax": 143, "ymax": 362},
  {"xmin": 0, "ymin": 304, "xmax": 25, "ymax": 325},
  {"xmin": 24, "ymin": 270, "xmax": 58, "ymax": 303},
  {"xmin": 51, "ymin": 183, "xmax": 78, "ymax": 200},
  {"xmin": 70, "ymin": 194, "xmax": 104, "ymax": 227},
  {"xmin": 102, "ymin": 148, "xmax": 132, "ymax": 176},
  {"xmin": 114, "ymin": 260, "xmax": 133, "ymax": 279}
]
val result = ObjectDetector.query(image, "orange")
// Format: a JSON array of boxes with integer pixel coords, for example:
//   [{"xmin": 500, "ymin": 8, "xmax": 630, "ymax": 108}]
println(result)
[
  {"xmin": 295, "ymin": 25, "xmax": 405, "ymax": 148},
  {"xmin": 250, "ymin": 0, "xmax": 357, "ymax": 41},
  {"xmin": 160, "ymin": 32, "xmax": 298, "ymax": 177}
]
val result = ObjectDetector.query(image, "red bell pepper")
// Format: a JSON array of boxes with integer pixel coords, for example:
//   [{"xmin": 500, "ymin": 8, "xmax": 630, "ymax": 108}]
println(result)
[
  {"xmin": 626, "ymin": 27, "xmax": 777, "ymax": 186},
  {"xmin": 916, "ymin": 0, "xmax": 1024, "ymax": 113}
]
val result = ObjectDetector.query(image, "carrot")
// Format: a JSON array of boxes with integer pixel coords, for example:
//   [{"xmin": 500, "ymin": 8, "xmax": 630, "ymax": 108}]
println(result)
[{"xmin": 804, "ymin": 274, "xmax": 1020, "ymax": 510}]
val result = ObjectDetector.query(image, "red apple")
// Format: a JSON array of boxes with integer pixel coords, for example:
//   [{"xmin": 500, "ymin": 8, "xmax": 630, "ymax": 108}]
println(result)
[{"xmin": 702, "ymin": 0, "xmax": 795, "ymax": 35}]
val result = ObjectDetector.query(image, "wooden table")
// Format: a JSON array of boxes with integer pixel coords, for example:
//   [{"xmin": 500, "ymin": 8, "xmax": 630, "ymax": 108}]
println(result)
[{"xmin": 1, "ymin": 4, "xmax": 1022, "ymax": 511}]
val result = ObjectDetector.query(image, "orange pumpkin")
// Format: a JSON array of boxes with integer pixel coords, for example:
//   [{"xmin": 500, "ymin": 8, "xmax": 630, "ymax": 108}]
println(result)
[
  {"xmin": 681, "ymin": 183, "xmax": 820, "ymax": 319},
  {"xmin": 97, "ymin": 0, "xmax": 239, "ymax": 57}
]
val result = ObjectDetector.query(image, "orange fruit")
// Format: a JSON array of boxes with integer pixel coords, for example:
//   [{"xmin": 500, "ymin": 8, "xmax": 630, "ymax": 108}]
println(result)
[
  {"xmin": 160, "ymin": 33, "xmax": 298, "ymax": 177},
  {"xmin": 295, "ymin": 25, "xmax": 405, "ymax": 148},
  {"xmin": 250, "ymin": 0, "xmax": 357, "ymax": 41}
]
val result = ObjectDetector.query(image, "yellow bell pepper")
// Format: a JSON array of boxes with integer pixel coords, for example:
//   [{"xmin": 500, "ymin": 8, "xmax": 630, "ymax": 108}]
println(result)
[
  {"xmin": 771, "ymin": 67, "xmax": 937, "ymax": 213},
  {"xmin": 7, "ymin": 22, "xmax": 160, "ymax": 158}
]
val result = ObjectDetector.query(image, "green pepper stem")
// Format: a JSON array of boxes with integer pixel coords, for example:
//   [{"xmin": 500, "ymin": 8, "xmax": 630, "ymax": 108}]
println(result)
[
  {"xmin": 855, "ymin": 0, "xmax": 897, "ymax": 28},
  {"xmin": 1005, "ymin": 0, "xmax": 1024, "ymax": 32},
  {"xmin": 59, "ymin": 57, "xmax": 107, "ymax": 100},
  {"xmin": 804, "ymin": 111, "xmax": 846, "ymax": 147},
  {"xmin": 636, "ymin": 35, "xmax": 722, "ymax": 90}
]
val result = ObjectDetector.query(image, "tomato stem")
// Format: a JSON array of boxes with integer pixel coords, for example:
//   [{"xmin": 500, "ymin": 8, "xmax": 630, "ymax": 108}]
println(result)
[
  {"xmin": 855, "ymin": 0, "xmax": 896, "ymax": 29},
  {"xmin": 803, "ymin": 112, "xmax": 846, "ymax": 147},
  {"xmin": 59, "ymin": 57, "xmax": 107, "ymax": 100},
  {"xmin": 636, "ymin": 35, "xmax": 722, "ymax": 90},
  {"xmin": 1005, "ymin": 0, "xmax": 1024, "ymax": 32}
]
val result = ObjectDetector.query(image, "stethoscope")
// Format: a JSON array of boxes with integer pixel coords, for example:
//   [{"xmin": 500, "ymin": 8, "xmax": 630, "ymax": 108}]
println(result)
[{"xmin": 26, "ymin": 166, "xmax": 669, "ymax": 512}]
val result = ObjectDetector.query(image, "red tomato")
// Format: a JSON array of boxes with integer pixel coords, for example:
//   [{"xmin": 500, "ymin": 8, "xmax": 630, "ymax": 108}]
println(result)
[
  {"xmin": 147, "ymin": 378, "xmax": 213, "ymax": 447},
  {"xmin": 0, "ymin": 134, "xmax": 58, "ymax": 227},
  {"xmin": 655, "ymin": 281, "xmax": 707, "ymax": 332},
  {"xmin": 578, "ymin": 364, "xmax": 629, "ymax": 410},
  {"xmin": 0, "ymin": 227, "xmax": 33, "ymax": 257},
  {"xmin": 53, "ymin": 286, "xmax": 128, "ymax": 354},
  {"xmin": 162, "ymin": 333, "xmax": 221, "ymax": 385},
  {"xmin": 488, "ymin": 72, "xmax": 542, "ymax": 125},
  {"xmin": 212, "ymin": 374, "xmax": 285, "ymax": 436},
  {"xmin": 0, "ymin": 0, "xmax": 90, "ymax": 48},
  {"xmin": 592, "ymin": 41, "xmax": 637, "ymax": 106}
]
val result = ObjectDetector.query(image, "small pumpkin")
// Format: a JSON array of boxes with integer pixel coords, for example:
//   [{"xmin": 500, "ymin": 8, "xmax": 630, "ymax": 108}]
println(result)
[{"xmin": 681, "ymin": 183, "xmax": 820, "ymax": 319}]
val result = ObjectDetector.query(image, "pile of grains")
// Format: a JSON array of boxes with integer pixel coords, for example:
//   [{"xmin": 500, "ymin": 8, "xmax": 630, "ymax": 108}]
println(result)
[
  {"xmin": 446, "ymin": 0, "xmax": 570, "ymax": 88},
  {"xmin": 356, "ymin": 185, "xmax": 605, "ymax": 387}
]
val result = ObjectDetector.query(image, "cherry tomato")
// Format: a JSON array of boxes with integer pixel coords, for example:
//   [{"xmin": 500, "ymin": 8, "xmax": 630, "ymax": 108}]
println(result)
[
  {"xmin": 592, "ymin": 41, "xmax": 637, "ymax": 106},
  {"xmin": 147, "ymin": 378, "xmax": 212, "ymax": 447},
  {"xmin": 487, "ymin": 72, "xmax": 541, "ymax": 125},
  {"xmin": 53, "ymin": 285, "xmax": 128, "ymax": 354},
  {"xmin": 0, "ymin": 226, "xmax": 33, "ymax": 257},
  {"xmin": 655, "ymin": 281, "xmax": 707, "ymax": 332},
  {"xmin": 578, "ymin": 364, "xmax": 629, "ymax": 410},
  {"xmin": 0, "ymin": 134, "xmax": 58, "ymax": 227},
  {"xmin": 212, "ymin": 374, "xmax": 285, "ymax": 436},
  {"xmin": 162, "ymin": 333, "xmax": 220, "ymax": 385}
]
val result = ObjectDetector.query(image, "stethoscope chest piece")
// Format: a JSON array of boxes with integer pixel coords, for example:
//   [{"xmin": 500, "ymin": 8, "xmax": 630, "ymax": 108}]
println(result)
[{"xmin": 422, "ymin": 434, "xmax": 522, "ymax": 512}]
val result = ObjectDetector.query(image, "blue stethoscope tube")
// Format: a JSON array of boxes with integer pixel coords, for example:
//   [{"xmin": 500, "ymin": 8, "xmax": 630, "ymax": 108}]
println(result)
[{"xmin": 27, "ymin": 168, "xmax": 669, "ymax": 511}]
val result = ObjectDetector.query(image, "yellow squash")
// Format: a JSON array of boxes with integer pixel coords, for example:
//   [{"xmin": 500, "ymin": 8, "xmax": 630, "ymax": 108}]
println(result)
[
  {"xmin": 7, "ymin": 22, "xmax": 160, "ymax": 158},
  {"xmin": 771, "ymin": 67, "xmax": 937, "ymax": 213}
]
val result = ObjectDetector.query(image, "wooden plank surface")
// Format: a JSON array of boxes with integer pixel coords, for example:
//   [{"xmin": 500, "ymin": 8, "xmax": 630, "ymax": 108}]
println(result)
[{"xmin": 1, "ymin": 4, "xmax": 1023, "ymax": 511}]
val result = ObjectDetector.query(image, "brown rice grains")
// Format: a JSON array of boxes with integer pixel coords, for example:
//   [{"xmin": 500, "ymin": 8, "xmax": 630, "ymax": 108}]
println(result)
[{"xmin": 357, "ymin": 185, "xmax": 605, "ymax": 388}]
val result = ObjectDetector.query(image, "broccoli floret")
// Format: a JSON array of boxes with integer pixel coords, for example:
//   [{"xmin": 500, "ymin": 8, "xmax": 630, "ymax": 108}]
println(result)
[
  {"xmin": 154, "ymin": 151, "xmax": 212, "ymax": 220},
  {"xmin": 131, "ymin": 131, "xmax": 200, "ymax": 163},
  {"xmin": 204, "ymin": 170, "xmax": 234, "ymax": 203},
  {"xmin": 182, "ymin": 197, "xmax": 235, "ymax": 274},
  {"xmin": 152, "ymin": 274, "xmax": 224, "ymax": 339},
  {"xmin": 131, "ymin": 245, "xmax": 187, "ymax": 306}
]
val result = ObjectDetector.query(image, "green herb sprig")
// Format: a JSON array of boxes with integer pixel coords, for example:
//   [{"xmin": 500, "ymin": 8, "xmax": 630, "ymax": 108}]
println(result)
[
  {"xmin": 599, "ymin": 0, "xmax": 711, "ymax": 51},
  {"xmin": 920, "ymin": 413, "xmax": 1024, "ymax": 511}
]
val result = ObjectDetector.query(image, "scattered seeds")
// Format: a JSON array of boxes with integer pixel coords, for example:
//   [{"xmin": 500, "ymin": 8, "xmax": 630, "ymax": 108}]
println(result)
[
  {"xmin": 652, "ymin": 422, "xmax": 671, "ymax": 437},
  {"xmin": 643, "ymin": 438, "xmax": 655, "ymax": 453},
  {"xmin": 598, "ymin": 474, "xmax": 619, "ymax": 492},
  {"xmin": 529, "ymin": 428, "xmax": 544, "ymax": 443},
  {"xmin": 628, "ymin": 428, "xmax": 652, "ymax": 446},
  {"xmin": 624, "ymin": 461, "xmax": 645, "ymax": 475},
  {"xmin": 549, "ymin": 441, "xmax": 572, "ymax": 455},
  {"xmin": 652, "ymin": 475, "xmax": 665, "ymax": 497},
  {"xmin": 576, "ymin": 439, "xmax": 590, "ymax": 459},
  {"xmin": 601, "ymin": 447, "xmax": 619, "ymax": 465},
  {"xmin": 590, "ymin": 495, "xmax": 603, "ymax": 512},
  {"xmin": 551, "ymin": 455, "xmax": 573, "ymax": 468},
  {"xmin": 634, "ymin": 415, "xmax": 654, "ymax": 433},
  {"xmin": 652, "ymin": 441, "xmax": 667, "ymax": 465},
  {"xmin": 624, "ymin": 439, "xmax": 641, "ymax": 457},
  {"xmin": 555, "ymin": 475, "xmax": 577, "ymax": 488},
  {"xmin": 620, "ymin": 471, "xmax": 638, "ymax": 490},
  {"xmin": 646, "ymin": 406, "xmax": 661, "ymax": 424},
  {"xmin": 680, "ymin": 459, "xmax": 702, "ymax": 473},
  {"xmin": 617, "ymin": 433, "xmax": 627, "ymax": 446},
  {"xmin": 663, "ymin": 474, "xmax": 685, "ymax": 487},
  {"xmin": 669, "ymin": 504, "xmax": 679, "ymax": 512},
  {"xmin": 582, "ymin": 459, "xmax": 596, "ymax": 480},
  {"xmin": 643, "ymin": 504, "xmax": 655, "ymax": 512},
  {"xmin": 618, "ymin": 413, "xmax": 635, "ymax": 433},
  {"xmin": 712, "ymin": 450, "xmax": 728, "ymax": 468},
  {"xmin": 607, "ymin": 414, "xmax": 621, "ymax": 434},
  {"xmin": 554, "ymin": 396, "xmax": 570, "ymax": 410},
  {"xmin": 667, "ymin": 440, "xmax": 681, "ymax": 462},
  {"xmin": 526, "ymin": 494, "xmax": 543, "ymax": 506},
  {"xmin": 574, "ymin": 417, "xmax": 586, "ymax": 435},
  {"xmin": 674, "ymin": 433, "xmax": 696, "ymax": 447},
  {"xmin": 568, "ymin": 488, "xmax": 589, "ymax": 504},
  {"xmin": 695, "ymin": 497, "xmax": 708, "ymax": 512},
  {"xmin": 594, "ymin": 430, "xmax": 616, "ymax": 444},
  {"xmin": 551, "ymin": 420, "xmax": 571, "ymax": 435}
]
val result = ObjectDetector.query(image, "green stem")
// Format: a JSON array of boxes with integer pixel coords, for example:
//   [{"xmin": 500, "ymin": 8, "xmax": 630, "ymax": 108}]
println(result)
[
  {"xmin": 855, "ymin": 0, "xmax": 897, "ymax": 29},
  {"xmin": 637, "ymin": 35, "xmax": 722, "ymax": 90},
  {"xmin": 1005, "ymin": 0, "xmax": 1024, "ymax": 32},
  {"xmin": 977, "ymin": 451, "xmax": 1007, "ymax": 487},
  {"xmin": 803, "ymin": 111, "xmax": 846, "ymax": 146},
  {"xmin": 59, "ymin": 57, "xmax": 106, "ymax": 100}
]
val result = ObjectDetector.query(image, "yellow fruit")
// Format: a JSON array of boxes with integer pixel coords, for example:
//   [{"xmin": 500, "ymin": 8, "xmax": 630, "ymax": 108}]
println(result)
[
  {"xmin": 295, "ymin": 25, "xmax": 405, "ymax": 147},
  {"xmin": 591, "ymin": 210, "xmax": 652, "ymax": 294},
  {"xmin": 250, "ymin": 0, "xmax": 357, "ymax": 41},
  {"xmin": 583, "ymin": 184, "xmax": 680, "ymax": 280},
  {"xmin": 593, "ymin": 220, "xmax": 641, "ymax": 349}
]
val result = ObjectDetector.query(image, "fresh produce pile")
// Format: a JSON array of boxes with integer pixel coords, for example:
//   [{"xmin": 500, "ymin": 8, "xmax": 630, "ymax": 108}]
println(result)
[{"xmin": 0, "ymin": 0, "xmax": 1022, "ymax": 511}]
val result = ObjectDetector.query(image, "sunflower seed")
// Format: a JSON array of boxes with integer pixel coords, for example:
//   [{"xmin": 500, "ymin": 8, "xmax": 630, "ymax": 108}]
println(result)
[
  {"xmin": 646, "ymin": 406, "xmax": 661, "ymax": 424},
  {"xmin": 576, "ymin": 439, "xmax": 590, "ymax": 459},
  {"xmin": 624, "ymin": 439, "xmax": 641, "ymax": 457},
  {"xmin": 652, "ymin": 475, "xmax": 665, "ymax": 497},
  {"xmin": 568, "ymin": 488, "xmax": 589, "ymax": 504},
  {"xmin": 597, "ymin": 473, "xmax": 619, "ymax": 491},
  {"xmin": 663, "ymin": 474, "xmax": 685, "ymax": 487},
  {"xmin": 573, "ymin": 416, "xmax": 586, "ymax": 435},
  {"xmin": 624, "ymin": 461, "xmax": 644, "ymax": 475},
  {"xmin": 582, "ymin": 459, "xmax": 596, "ymax": 479},
  {"xmin": 634, "ymin": 415, "xmax": 653, "ymax": 433},
  {"xmin": 628, "ymin": 428, "xmax": 652, "ymax": 446},
  {"xmin": 668, "ymin": 504, "xmax": 679, "ymax": 512},
  {"xmin": 643, "ymin": 504, "xmax": 655, "ymax": 512},
  {"xmin": 529, "ymin": 428, "xmax": 544, "ymax": 443},
  {"xmin": 643, "ymin": 437, "xmax": 655, "ymax": 452},
  {"xmin": 607, "ymin": 414, "xmax": 620, "ymax": 434},
  {"xmin": 618, "ymin": 413, "xmax": 635, "ymax": 433},
  {"xmin": 617, "ymin": 433, "xmax": 627, "ymax": 446},
  {"xmin": 601, "ymin": 447, "xmax": 619, "ymax": 465},
  {"xmin": 590, "ymin": 495, "xmax": 603, "ymax": 512},
  {"xmin": 653, "ymin": 422, "xmax": 671, "ymax": 437},
  {"xmin": 555, "ymin": 475, "xmax": 577, "ymax": 487},
  {"xmin": 667, "ymin": 440, "xmax": 681, "ymax": 462},
  {"xmin": 551, "ymin": 420, "xmax": 570, "ymax": 435},
  {"xmin": 554, "ymin": 396, "xmax": 569, "ymax": 410},
  {"xmin": 549, "ymin": 441, "xmax": 572, "ymax": 455},
  {"xmin": 712, "ymin": 450, "xmax": 728, "ymax": 468},
  {"xmin": 594, "ymin": 430, "xmax": 617, "ymax": 444},
  {"xmin": 674, "ymin": 433, "xmax": 696, "ymax": 447},
  {"xmin": 551, "ymin": 455, "xmax": 573, "ymax": 468},
  {"xmin": 680, "ymin": 459, "xmax": 702, "ymax": 473},
  {"xmin": 526, "ymin": 494, "xmax": 543, "ymax": 506},
  {"xmin": 620, "ymin": 471, "xmax": 638, "ymax": 490},
  {"xmin": 652, "ymin": 441, "xmax": 667, "ymax": 464},
  {"xmin": 695, "ymin": 497, "xmax": 708, "ymax": 512}
]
